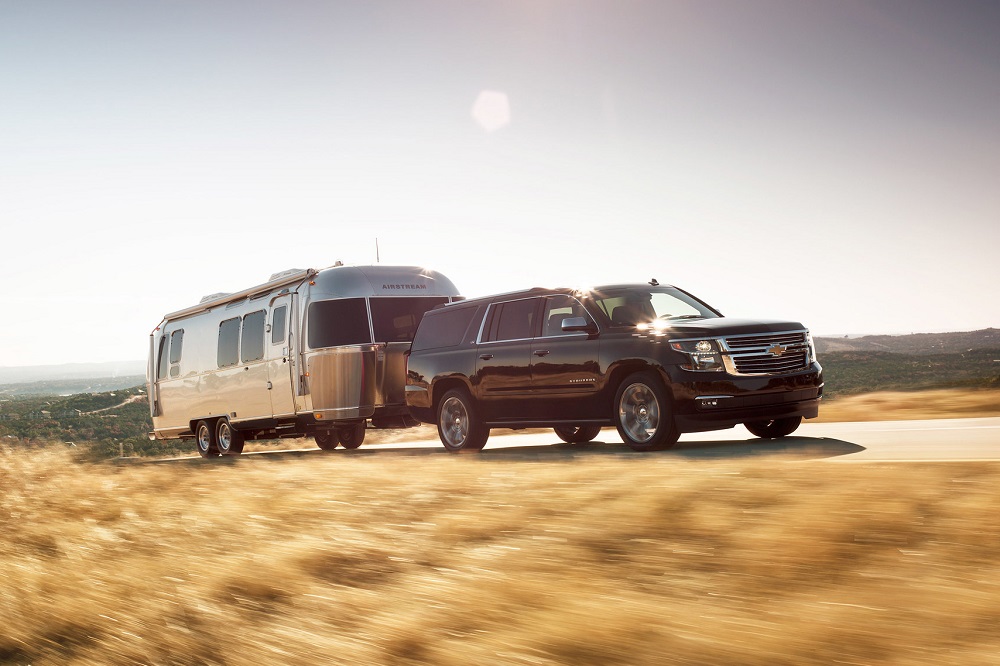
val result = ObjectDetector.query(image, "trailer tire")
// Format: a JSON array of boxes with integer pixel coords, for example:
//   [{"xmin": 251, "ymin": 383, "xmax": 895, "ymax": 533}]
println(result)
[
  {"xmin": 315, "ymin": 430, "xmax": 340, "ymax": 450},
  {"xmin": 195, "ymin": 420, "xmax": 218, "ymax": 458},
  {"xmin": 216, "ymin": 418, "xmax": 244, "ymax": 456},
  {"xmin": 338, "ymin": 423, "xmax": 366, "ymax": 449}
]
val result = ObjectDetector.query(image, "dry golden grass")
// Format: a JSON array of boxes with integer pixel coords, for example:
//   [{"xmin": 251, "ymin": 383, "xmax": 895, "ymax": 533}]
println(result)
[
  {"xmin": 3, "ymin": 444, "xmax": 999, "ymax": 665},
  {"xmin": 815, "ymin": 388, "xmax": 1000, "ymax": 423}
]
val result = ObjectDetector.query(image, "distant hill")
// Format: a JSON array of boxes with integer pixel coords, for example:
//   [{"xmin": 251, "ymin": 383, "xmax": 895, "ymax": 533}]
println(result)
[
  {"xmin": 0, "ymin": 361, "xmax": 147, "ymax": 397},
  {"xmin": 815, "ymin": 329, "xmax": 1000, "ymax": 355},
  {"xmin": 0, "ymin": 361, "xmax": 146, "ymax": 385}
]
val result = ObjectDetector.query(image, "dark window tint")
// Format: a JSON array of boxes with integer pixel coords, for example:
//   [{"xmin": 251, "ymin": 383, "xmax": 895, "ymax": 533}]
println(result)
[
  {"xmin": 169, "ymin": 330, "xmax": 184, "ymax": 363},
  {"xmin": 241, "ymin": 311, "xmax": 266, "ymax": 363},
  {"xmin": 370, "ymin": 297, "xmax": 449, "ymax": 343},
  {"xmin": 271, "ymin": 305, "xmax": 287, "ymax": 344},
  {"xmin": 156, "ymin": 335, "xmax": 169, "ymax": 380},
  {"xmin": 411, "ymin": 305, "xmax": 479, "ymax": 351},
  {"xmin": 218, "ymin": 317, "xmax": 241, "ymax": 367},
  {"xmin": 488, "ymin": 298, "xmax": 539, "ymax": 342},
  {"xmin": 308, "ymin": 298, "xmax": 372, "ymax": 348}
]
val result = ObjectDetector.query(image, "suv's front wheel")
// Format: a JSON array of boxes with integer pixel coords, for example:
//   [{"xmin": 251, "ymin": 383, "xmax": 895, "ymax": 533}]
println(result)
[
  {"xmin": 745, "ymin": 416, "xmax": 802, "ymax": 439},
  {"xmin": 437, "ymin": 388, "xmax": 489, "ymax": 452},
  {"xmin": 614, "ymin": 372, "xmax": 679, "ymax": 451},
  {"xmin": 553, "ymin": 425, "xmax": 602, "ymax": 443}
]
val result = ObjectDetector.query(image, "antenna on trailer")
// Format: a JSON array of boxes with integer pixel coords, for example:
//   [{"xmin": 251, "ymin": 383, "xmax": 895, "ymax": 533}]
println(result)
[{"xmin": 376, "ymin": 238, "xmax": 380, "ymax": 263}]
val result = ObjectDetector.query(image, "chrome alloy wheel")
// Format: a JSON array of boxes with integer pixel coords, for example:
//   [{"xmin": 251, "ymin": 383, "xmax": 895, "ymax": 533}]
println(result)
[
  {"xmin": 618, "ymin": 382, "xmax": 660, "ymax": 443},
  {"xmin": 439, "ymin": 395, "xmax": 470, "ymax": 448}
]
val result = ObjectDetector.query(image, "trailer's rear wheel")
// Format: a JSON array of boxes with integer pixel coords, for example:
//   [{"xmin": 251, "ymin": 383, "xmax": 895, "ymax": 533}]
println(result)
[
  {"xmin": 338, "ymin": 423, "xmax": 366, "ymax": 449},
  {"xmin": 216, "ymin": 418, "xmax": 244, "ymax": 455},
  {"xmin": 315, "ymin": 430, "xmax": 340, "ymax": 450},
  {"xmin": 195, "ymin": 420, "xmax": 218, "ymax": 458}
]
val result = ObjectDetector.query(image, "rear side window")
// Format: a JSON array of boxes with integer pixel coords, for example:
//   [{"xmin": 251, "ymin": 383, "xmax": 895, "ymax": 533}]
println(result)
[
  {"xmin": 411, "ymin": 305, "xmax": 479, "ymax": 351},
  {"xmin": 484, "ymin": 298, "xmax": 540, "ymax": 342},
  {"xmin": 308, "ymin": 298, "xmax": 372, "ymax": 348}
]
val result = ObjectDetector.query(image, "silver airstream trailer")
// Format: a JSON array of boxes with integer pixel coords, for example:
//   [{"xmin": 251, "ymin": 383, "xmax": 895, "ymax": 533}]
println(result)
[{"xmin": 147, "ymin": 264, "xmax": 461, "ymax": 457}]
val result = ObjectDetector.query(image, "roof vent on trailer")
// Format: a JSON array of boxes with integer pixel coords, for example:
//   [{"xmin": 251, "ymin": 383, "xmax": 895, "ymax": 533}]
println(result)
[
  {"xmin": 269, "ymin": 268, "xmax": 306, "ymax": 282},
  {"xmin": 199, "ymin": 292, "xmax": 231, "ymax": 304}
]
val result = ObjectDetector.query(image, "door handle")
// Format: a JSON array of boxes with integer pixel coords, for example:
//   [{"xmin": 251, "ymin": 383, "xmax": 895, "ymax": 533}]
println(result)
[
  {"xmin": 479, "ymin": 354, "xmax": 494, "ymax": 360},
  {"xmin": 533, "ymin": 350, "xmax": 550, "ymax": 357}
]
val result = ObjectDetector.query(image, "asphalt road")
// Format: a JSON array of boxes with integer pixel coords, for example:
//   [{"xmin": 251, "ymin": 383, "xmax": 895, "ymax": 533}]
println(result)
[{"xmin": 355, "ymin": 417, "xmax": 1000, "ymax": 463}]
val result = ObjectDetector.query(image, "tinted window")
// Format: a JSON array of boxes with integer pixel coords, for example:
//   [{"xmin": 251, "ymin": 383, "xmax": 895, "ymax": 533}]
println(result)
[
  {"xmin": 308, "ymin": 298, "xmax": 372, "ymax": 348},
  {"xmin": 271, "ymin": 305, "xmax": 287, "ymax": 344},
  {"xmin": 411, "ymin": 304, "xmax": 479, "ymax": 351},
  {"xmin": 241, "ymin": 311, "xmax": 266, "ymax": 363},
  {"xmin": 169, "ymin": 330, "xmax": 184, "ymax": 363},
  {"xmin": 370, "ymin": 297, "xmax": 450, "ymax": 342},
  {"xmin": 486, "ymin": 298, "xmax": 539, "ymax": 342},
  {"xmin": 218, "ymin": 317, "xmax": 241, "ymax": 367}
]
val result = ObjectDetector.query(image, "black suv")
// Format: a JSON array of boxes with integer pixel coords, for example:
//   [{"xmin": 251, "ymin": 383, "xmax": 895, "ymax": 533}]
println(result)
[{"xmin": 405, "ymin": 282, "xmax": 823, "ymax": 452}]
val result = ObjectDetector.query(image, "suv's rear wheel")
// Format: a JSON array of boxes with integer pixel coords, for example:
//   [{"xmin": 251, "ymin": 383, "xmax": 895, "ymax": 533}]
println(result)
[
  {"xmin": 614, "ymin": 372, "xmax": 679, "ymax": 451},
  {"xmin": 745, "ymin": 416, "xmax": 802, "ymax": 439},
  {"xmin": 553, "ymin": 425, "xmax": 602, "ymax": 443},
  {"xmin": 437, "ymin": 388, "xmax": 489, "ymax": 452}
]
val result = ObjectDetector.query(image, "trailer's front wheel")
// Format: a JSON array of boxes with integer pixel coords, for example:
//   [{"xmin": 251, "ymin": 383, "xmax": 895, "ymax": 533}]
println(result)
[
  {"xmin": 315, "ymin": 430, "xmax": 339, "ymax": 450},
  {"xmin": 195, "ymin": 420, "xmax": 218, "ymax": 458},
  {"xmin": 338, "ymin": 423, "xmax": 366, "ymax": 449}
]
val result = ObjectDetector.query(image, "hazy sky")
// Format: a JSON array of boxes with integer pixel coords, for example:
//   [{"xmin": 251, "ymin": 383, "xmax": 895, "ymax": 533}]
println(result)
[{"xmin": 2, "ymin": 0, "xmax": 998, "ymax": 367}]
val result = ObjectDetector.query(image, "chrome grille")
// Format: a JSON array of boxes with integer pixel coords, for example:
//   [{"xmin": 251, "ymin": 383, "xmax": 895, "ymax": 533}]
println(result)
[{"xmin": 721, "ymin": 331, "xmax": 811, "ymax": 376}]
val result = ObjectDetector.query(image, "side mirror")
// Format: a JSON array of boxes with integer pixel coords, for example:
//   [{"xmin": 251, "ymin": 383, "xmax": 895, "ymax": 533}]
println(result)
[{"xmin": 561, "ymin": 317, "xmax": 597, "ymax": 334}]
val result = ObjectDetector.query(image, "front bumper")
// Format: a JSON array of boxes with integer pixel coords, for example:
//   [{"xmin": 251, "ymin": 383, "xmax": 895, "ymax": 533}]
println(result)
[{"xmin": 666, "ymin": 363, "xmax": 823, "ymax": 433}]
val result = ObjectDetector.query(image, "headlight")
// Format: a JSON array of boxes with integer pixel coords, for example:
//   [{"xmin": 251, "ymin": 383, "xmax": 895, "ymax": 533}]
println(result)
[
  {"xmin": 805, "ymin": 331, "xmax": 817, "ymax": 363},
  {"xmin": 669, "ymin": 339, "xmax": 724, "ymax": 372}
]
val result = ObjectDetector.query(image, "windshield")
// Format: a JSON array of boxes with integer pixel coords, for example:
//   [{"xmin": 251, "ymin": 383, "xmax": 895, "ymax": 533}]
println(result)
[
  {"xmin": 591, "ymin": 288, "xmax": 719, "ymax": 326},
  {"xmin": 370, "ymin": 297, "xmax": 450, "ymax": 342}
]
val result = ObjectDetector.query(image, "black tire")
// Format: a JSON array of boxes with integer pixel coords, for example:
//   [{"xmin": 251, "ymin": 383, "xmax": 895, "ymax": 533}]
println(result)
[
  {"xmin": 338, "ymin": 422, "xmax": 366, "ymax": 449},
  {"xmin": 195, "ymin": 420, "xmax": 218, "ymax": 458},
  {"xmin": 614, "ymin": 372, "xmax": 679, "ymax": 452},
  {"xmin": 745, "ymin": 416, "xmax": 802, "ymax": 439},
  {"xmin": 553, "ymin": 425, "xmax": 602, "ymax": 443},
  {"xmin": 315, "ymin": 430, "xmax": 340, "ymax": 450},
  {"xmin": 215, "ymin": 418, "xmax": 244, "ymax": 455},
  {"xmin": 436, "ymin": 388, "xmax": 489, "ymax": 452}
]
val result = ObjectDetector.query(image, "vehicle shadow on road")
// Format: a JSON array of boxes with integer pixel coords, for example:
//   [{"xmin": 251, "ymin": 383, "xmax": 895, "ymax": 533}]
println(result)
[
  {"xmin": 471, "ymin": 436, "xmax": 865, "ymax": 461},
  {"xmin": 139, "ymin": 435, "xmax": 864, "ymax": 465}
]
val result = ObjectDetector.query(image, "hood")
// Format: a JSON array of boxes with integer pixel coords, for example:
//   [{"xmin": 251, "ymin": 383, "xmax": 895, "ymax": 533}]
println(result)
[{"xmin": 657, "ymin": 317, "xmax": 807, "ymax": 337}]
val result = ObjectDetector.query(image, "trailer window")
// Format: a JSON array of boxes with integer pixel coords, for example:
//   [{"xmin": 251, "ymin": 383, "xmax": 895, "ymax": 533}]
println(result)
[
  {"xmin": 370, "ymin": 297, "xmax": 450, "ymax": 342},
  {"xmin": 156, "ymin": 335, "xmax": 169, "ymax": 380},
  {"xmin": 218, "ymin": 317, "xmax": 240, "ymax": 367},
  {"xmin": 308, "ymin": 298, "xmax": 372, "ymax": 348},
  {"xmin": 241, "ymin": 311, "xmax": 266, "ymax": 363},
  {"xmin": 271, "ymin": 305, "xmax": 287, "ymax": 344},
  {"xmin": 169, "ymin": 330, "xmax": 184, "ymax": 363}
]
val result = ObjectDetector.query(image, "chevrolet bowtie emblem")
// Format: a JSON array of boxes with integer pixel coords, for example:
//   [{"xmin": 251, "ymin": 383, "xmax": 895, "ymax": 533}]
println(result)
[{"xmin": 767, "ymin": 344, "xmax": 788, "ymax": 357}]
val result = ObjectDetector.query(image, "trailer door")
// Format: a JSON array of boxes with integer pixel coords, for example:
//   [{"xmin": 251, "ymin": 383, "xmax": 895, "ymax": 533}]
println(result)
[{"xmin": 268, "ymin": 294, "xmax": 296, "ymax": 417}]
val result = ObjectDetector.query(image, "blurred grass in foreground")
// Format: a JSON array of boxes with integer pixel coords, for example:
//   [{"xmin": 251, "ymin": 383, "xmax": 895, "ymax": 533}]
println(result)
[
  {"xmin": 814, "ymin": 388, "xmax": 1000, "ymax": 422},
  {"xmin": 2, "ymin": 446, "xmax": 999, "ymax": 665}
]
